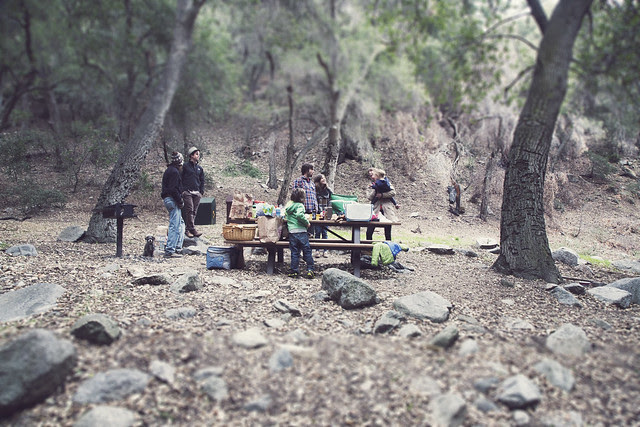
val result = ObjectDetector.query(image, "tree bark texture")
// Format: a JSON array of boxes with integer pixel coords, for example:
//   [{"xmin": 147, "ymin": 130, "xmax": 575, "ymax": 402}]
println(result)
[
  {"xmin": 86, "ymin": 0, "xmax": 205, "ymax": 242},
  {"xmin": 493, "ymin": 0, "xmax": 593, "ymax": 283}
]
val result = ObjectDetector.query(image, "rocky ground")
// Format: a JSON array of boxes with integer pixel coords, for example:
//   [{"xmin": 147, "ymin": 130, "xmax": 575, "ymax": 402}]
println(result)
[{"xmin": 1, "ymin": 138, "xmax": 640, "ymax": 426}]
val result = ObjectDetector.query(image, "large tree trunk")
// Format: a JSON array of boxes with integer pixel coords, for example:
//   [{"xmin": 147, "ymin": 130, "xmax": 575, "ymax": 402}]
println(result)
[
  {"xmin": 493, "ymin": 0, "xmax": 593, "ymax": 283},
  {"xmin": 85, "ymin": 0, "xmax": 205, "ymax": 242}
]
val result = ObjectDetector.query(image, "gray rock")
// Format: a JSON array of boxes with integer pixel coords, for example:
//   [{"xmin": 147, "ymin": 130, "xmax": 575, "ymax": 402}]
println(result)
[
  {"xmin": 540, "ymin": 410, "xmax": 583, "ymax": 427},
  {"xmin": 409, "ymin": 375, "xmax": 441, "ymax": 396},
  {"xmin": 201, "ymin": 376, "xmax": 228, "ymax": 401},
  {"xmin": 373, "ymin": 310, "xmax": 405, "ymax": 334},
  {"xmin": 6, "ymin": 244, "xmax": 37, "ymax": 256},
  {"xmin": 457, "ymin": 315, "xmax": 486, "ymax": 334},
  {"xmin": 473, "ymin": 377, "xmax": 499, "ymax": 393},
  {"xmin": 612, "ymin": 259, "xmax": 640, "ymax": 275},
  {"xmin": 429, "ymin": 393, "xmax": 467, "ymax": 427},
  {"xmin": 0, "ymin": 282, "xmax": 65, "ymax": 322},
  {"xmin": 398, "ymin": 324, "xmax": 422, "ymax": 338},
  {"xmin": 0, "ymin": 329, "xmax": 77, "ymax": 417},
  {"xmin": 264, "ymin": 318, "xmax": 286, "ymax": 328},
  {"xmin": 587, "ymin": 286, "xmax": 632, "ymax": 308},
  {"xmin": 429, "ymin": 324, "xmax": 459, "ymax": 349},
  {"xmin": 244, "ymin": 395, "xmax": 272, "ymax": 412},
  {"xmin": 73, "ymin": 368, "xmax": 150, "ymax": 403},
  {"xmin": 269, "ymin": 347, "xmax": 293, "ymax": 373},
  {"xmin": 321, "ymin": 268, "xmax": 378, "ymax": 309},
  {"xmin": 273, "ymin": 299, "xmax": 301, "ymax": 316},
  {"xmin": 552, "ymin": 247, "xmax": 580, "ymax": 266},
  {"xmin": 286, "ymin": 328, "xmax": 309, "ymax": 344},
  {"xmin": 608, "ymin": 276, "xmax": 640, "ymax": 304},
  {"xmin": 393, "ymin": 291, "xmax": 453, "ymax": 323},
  {"xmin": 164, "ymin": 306, "xmax": 197, "ymax": 320},
  {"xmin": 131, "ymin": 273, "xmax": 171, "ymax": 286},
  {"xmin": 427, "ymin": 244, "xmax": 455, "ymax": 255},
  {"xmin": 513, "ymin": 410, "xmax": 530, "ymax": 425},
  {"xmin": 209, "ymin": 276, "xmax": 238, "ymax": 286},
  {"xmin": 71, "ymin": 313, "xmax": 121, "ymax": 345},
  {"xmin": 563, "ymin": 283, "xmax": 586, "ymax": 295},
  {"xmin": 474, "ymin": 396, "xmax": 499, "ymax": 413},
  {"xmin": 149, "ymin": 360, "xmax": 175, "ymax": 384},
  {"xmin": 170, "ymin": 271, "xmax": 202, "ymax": 293},
  {"xmin": 495, "ymin": 374, "xmax": 542, "ymax": 409},
  {"xmin": 546, "ymin": 323, "xmax": 591, "ymax": 357},
  {"xmin": 58, "ymin": 226, "xmax": 86, "ymax": 242},
  {"xmin": 74, "ymin": 405, "xmax": 137, "ymax": 427},
  {"xmin": 476, "ymin": 238, "xmax": 498, "ymax": 249},
  {"xmin": 533, "ymin": 358, "xmax": 575, "ymax": 392},
  {"xmin": 500, "ymin": 278, "xmax": 515, "ymax": 288},
  {"xmin": 503, "ymin": 317, "xmax": 534, "ymax": 331},
  {"xmin": 232, "ymin": 327, "xmax": 268, "ymax": 349},
  {"xmin": 313, "ymin": 290, "xmax": 331, "ymax": 301},
  {"xmin": 193, "ymin": 366, "xmax": 224, "ymax": 382},
  {"xmin": 588, "ymin": 318, "xmax": 612, "ymax": 330},
  {"xmin": 551, "ymin": 287, "xmax": 583, "ymax": 307},
  {"xmin": 458, "ymin": 339, "xmax": 479, "ymax": 356}
]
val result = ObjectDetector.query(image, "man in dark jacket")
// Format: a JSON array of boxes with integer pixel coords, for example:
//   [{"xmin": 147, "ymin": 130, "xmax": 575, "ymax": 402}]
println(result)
[
  {"xmin": 161, "ymin": 152, "xmax": 185, "ymax": 258},
  {"xmin": 182, "ymin": 146, "xmax": 205, "ymax": 237}
]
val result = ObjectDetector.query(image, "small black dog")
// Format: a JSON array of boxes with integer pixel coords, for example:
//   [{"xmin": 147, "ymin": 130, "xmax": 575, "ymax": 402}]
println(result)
[{"xmin": 143, "ymin": 235, "xmax": 156, "ymax": 257}]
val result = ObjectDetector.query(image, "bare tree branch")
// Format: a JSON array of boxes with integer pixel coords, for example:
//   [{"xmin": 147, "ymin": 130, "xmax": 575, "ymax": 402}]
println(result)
[{"xmin": 527, "ymin": 0, "xmax": 548, "ymax": 34}]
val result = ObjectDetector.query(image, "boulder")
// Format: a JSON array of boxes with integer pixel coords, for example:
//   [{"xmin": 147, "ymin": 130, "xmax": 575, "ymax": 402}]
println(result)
[
  {"xmin": 0, "ymin": 283, "xmax": 65, "ymax": 323},
  {"xmin": 607, "ymin": 277, "xmax": 640, "ymax": 304},
  {"xmin": 71, "ymin": 313, "xmax": 121, "ymax": 345},
  {"xmin": 321, "ymin": 268, "xmax": 378, "ymax": 309},
  {"xmin": 587, "ymin": 286, "xmax": 632, "ymax": 308},
  {"xmin": 0, "ymin": 329, "xmax": 77, "ymax": 416},
  {"xmin": 393, "ymin": 291, "xmax": 452, "ymax": 323},
  {"xmin": 552, "ymin": 247, "xmax": 580, "ymax": 266},
  {"xmin": 73, "ymin": 369, "xmax": 150, "ymax": 404},
  {"xmin": 57, "ymin": 226, "xmax": 86, "ymax": 242},
  {"xmin": 5, "ymin": 244, "xmax": 37, "ymax": 256}
]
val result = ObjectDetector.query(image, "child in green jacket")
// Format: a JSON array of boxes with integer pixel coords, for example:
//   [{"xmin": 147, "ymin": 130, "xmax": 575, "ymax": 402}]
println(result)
[
  {"xmin": 285, "ymin": 188, "xmax": 314, "ymax": 279},
  {"xmin": 371, "ymin": 241, "xmax": 409, "ymax": 267}
]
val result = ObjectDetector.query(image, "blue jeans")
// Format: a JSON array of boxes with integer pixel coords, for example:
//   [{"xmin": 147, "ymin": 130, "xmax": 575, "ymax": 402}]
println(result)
[
  {"xmin": 163, "ymin": 197, "xmax": 185, "ymax": 254},
  {"xmin": 314, "ymin": 225, "xmax": 327, "ymax": 240},
  {"xmin": 289, "ymin": 232, "xmax": 314, "ymax": 273}
]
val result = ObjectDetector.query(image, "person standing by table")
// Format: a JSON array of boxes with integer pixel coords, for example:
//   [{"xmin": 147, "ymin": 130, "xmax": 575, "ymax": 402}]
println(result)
[
  {"xmin": 161, "ymin": 152, "xmax": 185, "ymax": 258},
  {"xmin": 181, "ymin": 146, "xmax": 205, "ymax": 238},
  {"xmin": 285, "ymin": 188, "xmax": 315, "ymax": 279},
  {"xmin": 313, "ymin": 173, "xmax": 333, "ymax": 258},
  {"xmin": 366, "ymin": 168, "xmax": 399, "ymax": 241},
  {"xmin": 292, "ymin": 163, "xmax": 318, "ymax": 215}
]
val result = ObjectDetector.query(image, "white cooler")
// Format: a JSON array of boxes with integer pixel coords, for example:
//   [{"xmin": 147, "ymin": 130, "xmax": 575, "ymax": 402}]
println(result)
[{"xmin": 345, "ymin": 203, "xmax": 373, "ymax": 221}]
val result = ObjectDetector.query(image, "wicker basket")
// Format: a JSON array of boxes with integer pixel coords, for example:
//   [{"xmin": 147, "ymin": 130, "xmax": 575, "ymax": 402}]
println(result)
[{"xmin": 222, "ymin": 224, "xmax": 257, "ymax": 241}]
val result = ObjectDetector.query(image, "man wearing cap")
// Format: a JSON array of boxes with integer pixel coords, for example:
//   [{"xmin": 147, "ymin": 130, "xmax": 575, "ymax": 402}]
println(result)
[
  {"xmin": 182, "ymin": 146, "xmax": 205, "ymax": 237},
  {"xmin": 161, "ymin": 152, "xmax": 186, "ymax": 258}
]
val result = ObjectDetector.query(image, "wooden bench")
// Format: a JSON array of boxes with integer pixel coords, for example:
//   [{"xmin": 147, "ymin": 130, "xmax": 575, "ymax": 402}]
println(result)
[{"xmin": 224, "ymin": 238, "xmax": 375, "ymax": 277}]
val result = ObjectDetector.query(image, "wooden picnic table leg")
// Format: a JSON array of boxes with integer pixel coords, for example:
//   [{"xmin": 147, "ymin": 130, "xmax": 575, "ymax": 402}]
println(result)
[
  {"xmin": 266, "ymin": 247, "xmax": 276, "ymax": 275},
  {"xmin": 352, "ymin": 226, "xmax": 361, "ymax": 276},
  {"xmin": 277, "ymin": 247, "xmax": 284, "ymax": 263}
]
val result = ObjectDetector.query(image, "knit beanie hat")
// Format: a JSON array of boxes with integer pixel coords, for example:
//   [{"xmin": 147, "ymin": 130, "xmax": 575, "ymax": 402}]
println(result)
[
  {"xmin": 171, "ymin": 151, "xmax": 184, "ymax": 166},
  {"xmin": 187, "ymin": 146, "xmax": 199, "ymax": 157}
]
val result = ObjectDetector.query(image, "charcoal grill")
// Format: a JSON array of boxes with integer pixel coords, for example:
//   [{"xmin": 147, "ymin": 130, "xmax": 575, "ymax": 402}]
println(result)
[{"xmin": 97, "ymin": 203, "xmax": 137, "ymax": 257}]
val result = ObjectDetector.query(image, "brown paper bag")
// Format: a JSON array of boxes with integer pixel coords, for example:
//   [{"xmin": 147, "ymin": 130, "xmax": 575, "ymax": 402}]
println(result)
[
  {"xmin": 257, "ymin": 216, "xmax": 285, "ymax": 243},
  {"xmin": 230, "ymin": 192, "xmax": 253, "ymax": 219}
]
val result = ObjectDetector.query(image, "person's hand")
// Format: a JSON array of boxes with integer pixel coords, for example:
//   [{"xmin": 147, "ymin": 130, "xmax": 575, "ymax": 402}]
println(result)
[{"xmin": 178, "ymin": 203, "xmax": 184, "ymax": 209}]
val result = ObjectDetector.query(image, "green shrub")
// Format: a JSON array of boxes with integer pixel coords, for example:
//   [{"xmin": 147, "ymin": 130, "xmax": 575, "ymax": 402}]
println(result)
[
  {"xmin": 585, "ymin": 152, "xmax": 615, "ymax": 181},
  {"xmin": 8, "ymin": 180, "xmax": 67, "ymax": 214},
  {"xmin": 223, "ymin": 160, "xmax": 262, "ymax": 178}
]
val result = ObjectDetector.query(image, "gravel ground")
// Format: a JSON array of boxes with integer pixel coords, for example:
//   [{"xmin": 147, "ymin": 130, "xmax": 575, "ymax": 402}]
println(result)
[{"xmin": 1, "ymin": 207, "xmax": 640, "ymax": 426}]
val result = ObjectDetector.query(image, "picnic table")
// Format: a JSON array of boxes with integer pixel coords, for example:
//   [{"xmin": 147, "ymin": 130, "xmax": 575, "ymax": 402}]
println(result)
[{"xmin": 224, "ymin": 219, "xmax": 401, "ymax": 277}]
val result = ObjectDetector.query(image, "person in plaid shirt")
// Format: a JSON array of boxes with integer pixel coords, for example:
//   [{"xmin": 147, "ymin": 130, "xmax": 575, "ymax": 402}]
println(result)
[{"xmin": 291, "ymin": 163, "xmax": 318, "ymax": 214}]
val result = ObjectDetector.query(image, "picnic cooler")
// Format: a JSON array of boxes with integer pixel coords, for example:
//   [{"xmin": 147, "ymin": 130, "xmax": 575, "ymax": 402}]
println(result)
[
  {"xmin": 206, "ymin": 246, "xmax": 241, "ymax": 270},
  {"xmin": 345, "ymin": 203, "xmax": 373, "ymax": 221},
  {"xmin": 222, "ymin": 224, "xmax": 257, "ymax": 241},
  {"xmin": 330, "ymin": 194, "xmax": 358, "ymax": 215}
]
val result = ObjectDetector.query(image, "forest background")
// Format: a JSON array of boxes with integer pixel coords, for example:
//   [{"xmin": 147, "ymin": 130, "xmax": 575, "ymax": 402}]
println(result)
[{"xmin": 1, "ymin": 0, "xmax": 639, "ymax": 266}]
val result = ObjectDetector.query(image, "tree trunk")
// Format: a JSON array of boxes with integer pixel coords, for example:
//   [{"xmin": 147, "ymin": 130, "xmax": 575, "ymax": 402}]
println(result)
[
  {"xmin": 479, "ymin": 151, "xmax": 495, "ymax": 221},
  {"xmin": 493, "ymin": 0, "xmax": 593, "ymax": 283},
  {"xmin": 267, "ymin": 132, "xmax": 278, "ymax": 189},
  {"xmin": 85, "ymin": 0, "xmax": 205, "ymax": 242}
]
